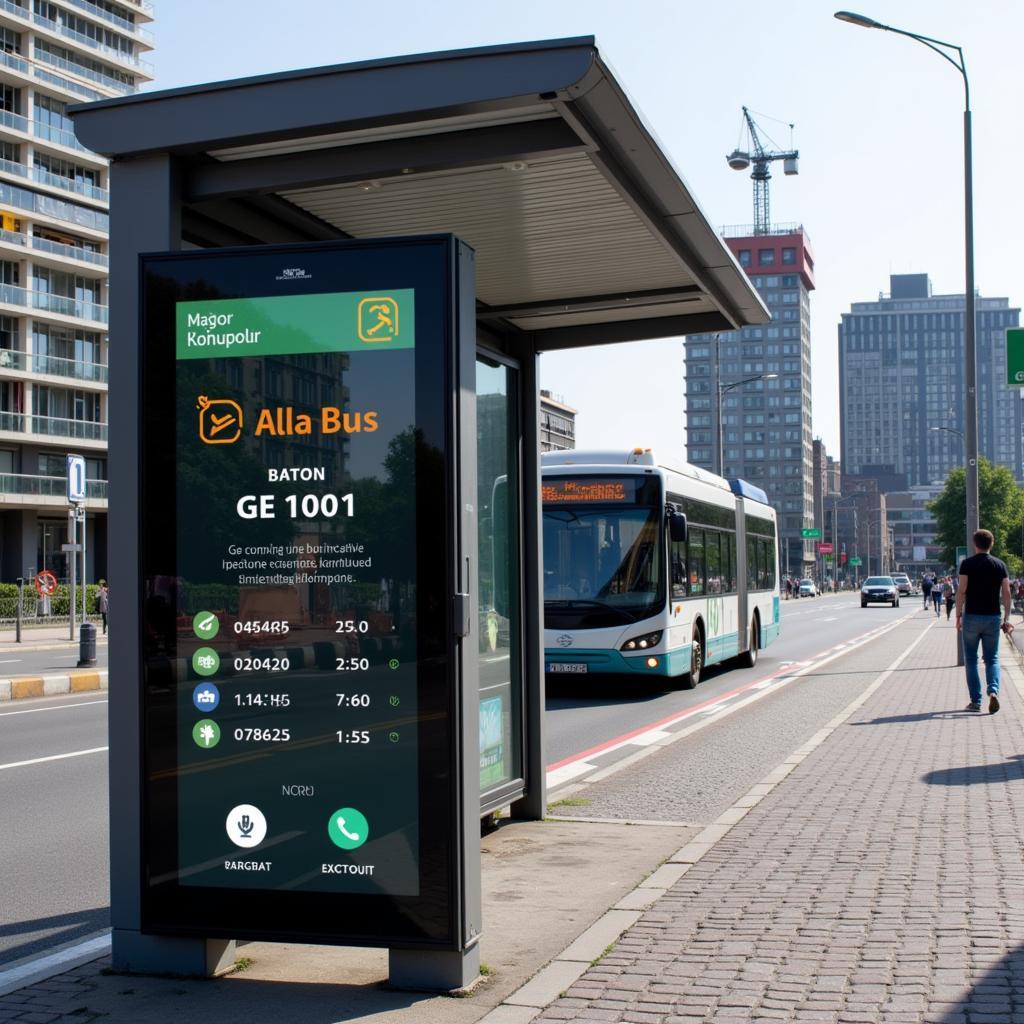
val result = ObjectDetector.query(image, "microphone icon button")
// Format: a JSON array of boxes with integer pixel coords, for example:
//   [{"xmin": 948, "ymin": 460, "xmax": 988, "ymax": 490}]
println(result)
[{"xmin": 226, "ymin": 804, "xmax": 266, "ymax": 848}]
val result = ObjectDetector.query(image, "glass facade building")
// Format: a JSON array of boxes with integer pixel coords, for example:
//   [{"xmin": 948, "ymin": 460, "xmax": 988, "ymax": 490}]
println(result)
[
  {"xmin": 685, "ymin": 225, "xmax": 816, "ymax": 575},
  {"xmin": 0, "ymin": 0, "xmax": 152, "ymax": 583},
  {"xmin": 839, "ymin": 273, "xmax": 1023, "ymax": 486}
]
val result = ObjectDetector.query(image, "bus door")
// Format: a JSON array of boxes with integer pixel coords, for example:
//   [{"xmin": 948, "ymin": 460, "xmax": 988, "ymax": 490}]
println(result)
[{"xmin": 735, "ymin": 497, "xmax": 749, "ymax": 655}]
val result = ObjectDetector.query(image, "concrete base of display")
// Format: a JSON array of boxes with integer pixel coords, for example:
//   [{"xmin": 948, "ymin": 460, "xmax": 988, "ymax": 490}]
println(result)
[
  {"xmin": 388, "ymin": 943, "xmax": 481, "ymax": 992},
  {"xmin": 111, "ymin": 930, "xmax": 237, "ymax": 978}
]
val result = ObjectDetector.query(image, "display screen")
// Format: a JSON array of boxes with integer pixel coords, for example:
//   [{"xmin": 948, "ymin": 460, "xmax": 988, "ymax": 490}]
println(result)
[
  {"xmin": 139, "ymin": 239, "xmax": 459, "ymax": 947},
  {"xmin": 542, "ymin": 477, "xmax": 641, "ymax": 504}
]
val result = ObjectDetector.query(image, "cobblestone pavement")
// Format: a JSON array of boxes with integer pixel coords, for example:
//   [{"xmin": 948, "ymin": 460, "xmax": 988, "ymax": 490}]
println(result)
[{"xmin": 536, "ymin": 617, "xmax": 1024, "ymax": 1024}]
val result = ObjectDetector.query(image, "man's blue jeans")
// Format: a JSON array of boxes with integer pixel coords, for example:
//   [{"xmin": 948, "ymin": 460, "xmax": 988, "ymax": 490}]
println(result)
[{"xmin": 961, "ymin": 613, "xmax": 1002, "ymax": 704}]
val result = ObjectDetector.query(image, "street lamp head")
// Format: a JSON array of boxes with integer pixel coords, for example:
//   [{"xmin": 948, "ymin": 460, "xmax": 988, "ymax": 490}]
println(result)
[
  {"xmin": 764, "ymin": 373, "xmax": 779, "ymax": 380},
  {"xmin": 834, "ymin": 10, "xmax": 885, "ymax": 29}
]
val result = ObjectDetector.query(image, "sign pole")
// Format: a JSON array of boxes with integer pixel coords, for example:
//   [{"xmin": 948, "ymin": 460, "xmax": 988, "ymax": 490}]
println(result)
[
  {"xmin": 81, "ymin": 507, "xmax": 87, "ymax": 626},
  {"xmin": 68, "ymin": 507, "xmax": 76, "ymax": 641}
]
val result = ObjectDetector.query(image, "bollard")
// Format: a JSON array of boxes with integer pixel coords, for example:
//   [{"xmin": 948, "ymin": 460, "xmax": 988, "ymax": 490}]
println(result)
[
  {"xmin": 78, "ymin": 621, "xmax": 97, "ymax": 667},
  {"xmin": 15, "ymin": 577, "xmax": 22, "ymax": 644}
]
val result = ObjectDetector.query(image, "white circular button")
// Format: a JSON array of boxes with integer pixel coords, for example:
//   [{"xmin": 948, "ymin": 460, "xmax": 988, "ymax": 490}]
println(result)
[{"xmin": 226, "ymin": 804, "xmax": 267, "ymax": 848}]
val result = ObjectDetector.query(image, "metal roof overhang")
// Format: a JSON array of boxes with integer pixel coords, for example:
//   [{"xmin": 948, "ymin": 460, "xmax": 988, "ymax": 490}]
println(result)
[{"xmin": 71, "ymin": 37, "xmax": 769, "ymax": 349}]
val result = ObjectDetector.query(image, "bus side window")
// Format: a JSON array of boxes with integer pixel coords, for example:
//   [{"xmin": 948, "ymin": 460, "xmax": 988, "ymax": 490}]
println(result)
[
  {"xmin": 688, "ymin": 528, "xmax": 705, "ymax": 596},
  {"xmin": 724, "ymin": 533, "xmax": 736, "ymax": 593},
  {"xmin": 767, "ymin": 537, "xmax": 777, "ymax": 589},
  {"xmin": 747, "ymin": 536, "xmax": 759, "ymax": 591},
  {"xmin": 705, "ymin": 531, "xmax": 721, "ymax": 595},
  {"xmin": 671, "ymin": 539, "xmax": 687, "ymax": 599}
]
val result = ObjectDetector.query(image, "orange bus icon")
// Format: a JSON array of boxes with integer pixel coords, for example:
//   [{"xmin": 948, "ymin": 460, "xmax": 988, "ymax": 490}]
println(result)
[{"xmin": 198, "ymin": 396, "xmax": 243, "ymax": 444}]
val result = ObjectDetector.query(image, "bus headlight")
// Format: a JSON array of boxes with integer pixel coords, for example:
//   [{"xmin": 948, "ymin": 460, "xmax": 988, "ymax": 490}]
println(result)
[{"xmin": 621, "ymin": 630, "xmax": 663, "ymax": 652}]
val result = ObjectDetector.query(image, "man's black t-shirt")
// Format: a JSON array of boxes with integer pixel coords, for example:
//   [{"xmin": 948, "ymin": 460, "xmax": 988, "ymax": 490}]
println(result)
[{"xmin": 958, "ymin": 553, "xmax": 1008, "ymax": 616}]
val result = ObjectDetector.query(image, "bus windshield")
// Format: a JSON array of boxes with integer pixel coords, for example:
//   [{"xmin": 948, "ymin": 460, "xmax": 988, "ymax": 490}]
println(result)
[{"xmin": 543, "ymin": 503, "xmax": 664, "ymax": 629}]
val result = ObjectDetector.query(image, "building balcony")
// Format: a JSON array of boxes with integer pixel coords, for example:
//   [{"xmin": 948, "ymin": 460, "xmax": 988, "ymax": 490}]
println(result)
[
  {"xmin": 33, "ymin": 46, "xmax": 135, "ymax": 97},
  {"xmin": 56, "ymin": 0, "xmax": 154, "ymax": 44},
  {"xmin": 0, "ymin": 182, "xmax": 109, "ymax": 234},
  {"xmin": 0, "ymin": 471, "xmax": 107, "ymax": 503},
  {"xmin": 0, "ymin": 347, "xmax": 107, "ymax": 384},
  {"xmin": 0, "ymin": 284, "xmax": 107, "ymax": 324},
  {"xmin": 31, "ymin": 233, "xmax": 108, "ymax": 268},
  {"xmin": 0, "ymin": 410, "xmax": 106, "ymax": 445},
  {"xmin": 0, "ymin": 157, "xmax": 107, "ymax": 204},
  {"xmin": 30, "ymin": 10, "xmax": 154, "ymax": 74}
]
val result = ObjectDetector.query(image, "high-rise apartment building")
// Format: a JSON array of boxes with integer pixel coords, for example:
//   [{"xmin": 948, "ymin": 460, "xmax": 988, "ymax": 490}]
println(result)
[
  {"xmin": 685, "ymin": 225, "xmax": 816, "ymax": 574},
  {"xmin": 839, "ymin": 273, "xmax": 1022, "ymax": 487},
  {"xmin": 0, "ymin": 0, "xmax": 152, "ymax": 583},
  {"xmin": 539, "ymin": 390, "xmax": 576, "ymax": 452}
]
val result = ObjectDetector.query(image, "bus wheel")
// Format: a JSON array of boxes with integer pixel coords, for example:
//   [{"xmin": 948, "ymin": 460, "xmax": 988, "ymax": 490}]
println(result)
[
  {"xmin": 738, "ymin": 615, "xmax": 759, "ymax": 668},
  {"xmin": 682, "ymin": 628, "xmax": 702, "ymax": 689}
]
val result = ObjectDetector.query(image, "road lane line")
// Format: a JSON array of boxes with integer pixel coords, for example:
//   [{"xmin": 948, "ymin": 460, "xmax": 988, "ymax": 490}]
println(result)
[
  {"xmin": 0, "ymin": 746, "xmax": 107, "ymax": 771},
  {"xmin": 547, "ymin": 608, "xmax": 918, "ymax": 784},
  {"xmin": 0, "ymin": 699, "xmax": 107, "ymax": 717}
]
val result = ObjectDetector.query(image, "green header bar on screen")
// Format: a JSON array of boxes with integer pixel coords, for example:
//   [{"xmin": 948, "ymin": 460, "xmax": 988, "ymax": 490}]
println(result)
[
  {"xmin": 176, "ymin": 289, "xmax": 415, "ymax": 360},
  {"xmin": 1008, "ymin": 328, "xmax": 1024, "ymax": 387}
]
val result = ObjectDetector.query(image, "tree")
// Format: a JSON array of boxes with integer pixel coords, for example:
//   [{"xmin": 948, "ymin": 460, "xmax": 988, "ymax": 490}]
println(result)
[{"xmin": 928, "ymin": 457, "xmax": 1024, "ymax": 570}]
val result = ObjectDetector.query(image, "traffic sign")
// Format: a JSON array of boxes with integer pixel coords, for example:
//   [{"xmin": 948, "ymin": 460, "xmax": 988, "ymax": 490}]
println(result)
[
  {"xmin": 801, "ymin": 528, "xmax": 822, "ymax": 539},
  {"xmin": 816, "ymin": 541, "xmax": 834, "ymax": 554},
  {"xmin": 66, "ymin": 454, "xmax": 86, "ymax": 503},
  {"xmin": 849, "ymin": 557, "xmax": 862, "ymax": 566},
  {"xmin": 1007, "ymin": 328, "xmax": 1024, "ymax": 386},
  {"xmin": 955, "ymin": 545, "xmax": 968, "ymax": 565}
]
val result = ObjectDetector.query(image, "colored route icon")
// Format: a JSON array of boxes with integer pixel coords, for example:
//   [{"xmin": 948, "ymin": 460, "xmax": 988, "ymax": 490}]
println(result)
[
  {"xmin": 193, "ymin": 611, "xmax": 219, "ymax": 640},
  {"xmin": 192, "ymin": 647, "xmax": 220, "ymax": 677},
  {"xmin": 192, "ymin": 719, "xmax": 221, "ymax": 749}
]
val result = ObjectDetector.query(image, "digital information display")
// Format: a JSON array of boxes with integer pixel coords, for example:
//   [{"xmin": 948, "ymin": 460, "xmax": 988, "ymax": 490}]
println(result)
[
  {"xmin": 541, "ymin": 477, "xmax": 638, "ymax": 504},
  {"xmin": 139, "ymin": 238, "xmax": 468, "ymax": 949}
]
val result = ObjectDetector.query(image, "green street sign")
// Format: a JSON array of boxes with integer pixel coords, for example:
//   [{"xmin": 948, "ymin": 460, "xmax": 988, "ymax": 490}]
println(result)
[
  {"xmin": 801, "ymin": 528, "xmax": 822, "ymax": 538},
  {"xmin": 1008, "ymin": 328, "xmax": 1024, "ymax": 386},
  {"xmin": 956, "ymin": 545, "xmax": 968, "ymax": 564},
  {"xmin": 849, "ymin": 557, "xmax": 862, "ymax": 566}
]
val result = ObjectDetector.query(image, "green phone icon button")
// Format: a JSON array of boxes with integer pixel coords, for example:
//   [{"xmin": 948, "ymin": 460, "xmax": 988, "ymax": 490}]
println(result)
[{"xmin": 327, "ymin": 807, "xmax": 369, "ymax": 850}]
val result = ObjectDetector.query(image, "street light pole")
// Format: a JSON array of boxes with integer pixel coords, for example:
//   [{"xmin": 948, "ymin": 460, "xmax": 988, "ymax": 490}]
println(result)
[
  {"xmin": 716, "ymin": 372, "xmax": 778, "ymax": 478},
  {"xmin": 836, "ymin": 11, "xmax": 977, "ymax": 559}
]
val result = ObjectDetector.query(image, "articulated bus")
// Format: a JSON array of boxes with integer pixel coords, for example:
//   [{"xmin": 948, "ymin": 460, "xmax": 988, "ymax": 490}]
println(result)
[{"xmin": 542, "ymin": 449, "xmax": 780, "ymax": 686}]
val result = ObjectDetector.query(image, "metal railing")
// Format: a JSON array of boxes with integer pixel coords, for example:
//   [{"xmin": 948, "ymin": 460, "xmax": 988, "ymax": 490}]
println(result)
[
  {"xmin": 34, "ymin": 45, "xmax": 136, "ymax": 95},
  {"xmin": 33, "ymin": 119, "xmax": 89, "ymax": 154},
  {"xmin": 0, "ymin": 48, "xmax": 28, "ymax": 75},
  {"xmin": 31, "ymin": 290, "xmax": 108, "ymax": 323},
  {"xmin": 58, "ymin": 0, "xmax": 154, "ymax": 42},
  {"xmin": 0, "ymin": 182, "xmax": 109, "ymax": 232},
  {"xmin": 0, "ymin": 409, "xmax": 23, "ymax": 432},
  {"xmin": 31, "ymin": 165, "xmax": 108, "ymax": 203},
  {"xmin": 33, "ymin": 67, "xmax": 106, "ymax": 103},
  {"xmin": 31, "ymin": 234, "xmax": 108, "ymax": 267},
  {"xmin": 0, "ymin": 472, "xmax": 107, "ymax": 497},
  {"xmin": 30, "ymin": 414, "xmax": 107, "ymax": 441},
  {"xmin": 32, "ymin": 11, "xmax": 154, "ymax": 74},
  {"xmin": 0, "ymin": 107, "xmax": 29, "ymax": 134}
]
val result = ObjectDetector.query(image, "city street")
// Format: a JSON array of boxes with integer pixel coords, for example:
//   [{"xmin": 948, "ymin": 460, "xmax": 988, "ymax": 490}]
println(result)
[
  {"xmin": 0, "ymin": 642, "xmax": 108, "ymax": 680},
  {"xmin": 0, "ymin": 593, "xmax": 934, "ymax": 971}
]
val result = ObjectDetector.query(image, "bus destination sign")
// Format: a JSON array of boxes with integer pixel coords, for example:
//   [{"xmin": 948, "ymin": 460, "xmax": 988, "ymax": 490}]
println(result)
[{"xmin": 541, "ymin": 478, "xmax": 637, "ymax": 504}]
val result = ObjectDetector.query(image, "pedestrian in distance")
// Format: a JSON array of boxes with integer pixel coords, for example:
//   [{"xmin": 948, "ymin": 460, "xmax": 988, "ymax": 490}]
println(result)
[
  {"xmin": 97, "ymin": 580, "xmax": 109, "ymax": 635},
  {"xmin": 955, "ymin": 529, "xmax": 1014, "ymax": 714},
  {"xmin": 922, "ymin": 573, "xmax": 933, "ymax": 610},
  {"xmin": 785, "ymin": 577, "xmax": 792, "ymax": 600},
  {"xmin": 943, "ymin": 575, "xmax": 956, "ymax": 621},
  {"xmin": 932, "ymin": 579, "xmax": 943, "ymax": 617}
]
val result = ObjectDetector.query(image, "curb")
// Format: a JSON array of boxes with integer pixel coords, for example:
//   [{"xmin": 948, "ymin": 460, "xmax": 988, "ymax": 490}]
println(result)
[
  {"xmin": 478, "ymin": 616, "xmax": 937, "ymax": 1024},
  {"xmin": 0, "ymin": 669, "xmax": 108, "ymax": 703}
]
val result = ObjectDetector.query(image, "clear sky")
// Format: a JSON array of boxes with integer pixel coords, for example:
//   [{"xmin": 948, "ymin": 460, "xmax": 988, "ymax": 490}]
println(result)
[{"xmin": 147, "ymin": 0, "xmax": 1022, "ymax": 464}]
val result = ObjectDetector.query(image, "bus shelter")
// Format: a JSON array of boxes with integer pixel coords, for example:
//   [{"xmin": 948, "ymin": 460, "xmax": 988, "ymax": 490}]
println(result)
[{"xmin": 71, "ymin": 37, "xmax": 768, "ymax": 987}]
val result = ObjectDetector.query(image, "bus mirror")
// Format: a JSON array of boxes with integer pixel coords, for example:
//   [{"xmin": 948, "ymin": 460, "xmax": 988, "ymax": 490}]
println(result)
[{"xmin": 668, "ymin": 510, "xmax": 687, "ymax": 544}]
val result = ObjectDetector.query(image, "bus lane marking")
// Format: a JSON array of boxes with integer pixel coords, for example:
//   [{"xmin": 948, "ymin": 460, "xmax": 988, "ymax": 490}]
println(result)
[{"xmin": 546, "ymin": 609, "xmax": 918, "ymax": 790}]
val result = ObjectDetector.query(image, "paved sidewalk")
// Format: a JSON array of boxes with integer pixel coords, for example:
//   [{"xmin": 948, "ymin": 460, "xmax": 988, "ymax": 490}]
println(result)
[{"xmin": 536, "ymin": 617, "xmax": 1024, "ymax": 1024}]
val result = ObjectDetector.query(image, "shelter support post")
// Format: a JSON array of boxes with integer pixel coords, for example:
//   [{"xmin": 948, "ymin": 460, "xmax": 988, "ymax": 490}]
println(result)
[
  {"xmin": 106, "ymin": 154, "xmax": 234, "ymax": 976},
  {"xmin": 510, "ymin": 348, "xmax": 546, "ymax": 820}
]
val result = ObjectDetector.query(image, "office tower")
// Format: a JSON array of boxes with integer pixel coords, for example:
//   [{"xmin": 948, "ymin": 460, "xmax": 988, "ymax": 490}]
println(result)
[
  {"xmin": 839, "ymin": 273, "xmax": 1022, "ymax": 486},
  {"xmin": 684, "ymin": 225, "xmax": 816, "ymax": 575},
  {"xmin": 0, "ymin": 0, "xmax": 153, "ymax": 583}
]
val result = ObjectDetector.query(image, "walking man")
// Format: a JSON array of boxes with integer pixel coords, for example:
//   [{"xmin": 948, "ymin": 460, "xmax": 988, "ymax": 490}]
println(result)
[
  {"xmin": 943, "ymin": 575, "xmax": 956, "ymax": 621},
  {"xmin": 955, "ymin": 529, "xmax": 1014, "ymax": 714},
  {"xmin": 922, "ymin": 572, "xmax": 933, "ymax": 610},
  {"xmin": 932, "ymin": 578, "xmax": 944, "ymax": 617}
]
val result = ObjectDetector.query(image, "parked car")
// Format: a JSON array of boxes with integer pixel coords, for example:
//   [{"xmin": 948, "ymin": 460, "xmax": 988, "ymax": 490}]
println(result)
[
  {"xmin": 891, "ymin": 572, "xmax": 912, "ymax": 596},
  {"xmin": 798, "ymin": 578, "xmax": 817, "ymax": 598},
  {"xmin": 861, "ymin": 576, "xmax": 899, "ymax": 608}
]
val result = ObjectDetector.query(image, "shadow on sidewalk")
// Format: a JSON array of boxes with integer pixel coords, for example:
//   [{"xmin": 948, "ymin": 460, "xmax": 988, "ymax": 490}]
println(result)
[
  {"xmin": 0, "ymin": 906, "xmax": 108, "ymax": 966},
  {"xmin": 851, "ymin": 709, "xmax": 975, "ymax": 726},
  {"xmin": 931, "ymin": 943, "xmax": 1024, "ymax": 1021},
  {"xmin": 922, "ymin": 753, "xmax": 1024, "ymax": 787}
]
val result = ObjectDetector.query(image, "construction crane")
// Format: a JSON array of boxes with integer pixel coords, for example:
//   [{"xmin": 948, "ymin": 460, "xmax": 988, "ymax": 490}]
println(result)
[{"xmin": 726, "ymin": 106, "xmax": 799, "ymax": 235}]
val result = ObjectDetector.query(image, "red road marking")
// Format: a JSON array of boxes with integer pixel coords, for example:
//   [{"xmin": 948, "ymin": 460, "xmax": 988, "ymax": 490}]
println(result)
[{"xmin": 546, "ymin": 614, "xmax": 909, "ymax": 773}]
